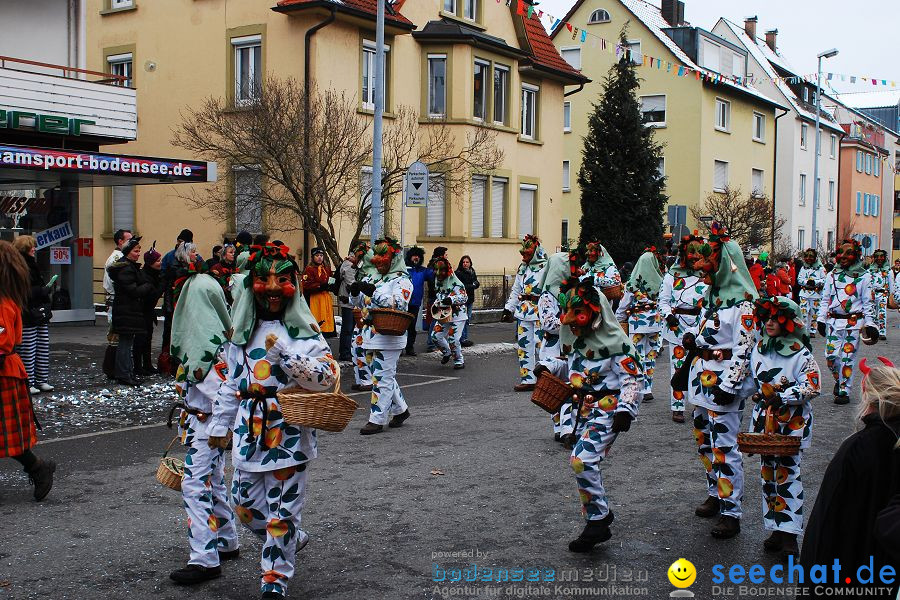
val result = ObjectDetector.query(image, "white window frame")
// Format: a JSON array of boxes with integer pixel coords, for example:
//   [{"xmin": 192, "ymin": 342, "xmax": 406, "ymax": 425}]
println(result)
[
  {"xmin": 815, "ymin": 177, "xmax": 821, "ymax": 208},
  {"xmin": 751, "ymin": 168, "xmax": 764, "ymax": 198},
  {"xmin": 560, "ymin": 47, "xmax": 582, "ymax": 70},
  {"xmin": 799, "ymin": 173, "xmax": 807, "ymax": 206},
  {"xmin": 588, "ymin": 9, "xmax": 611, "ymax": 23},
  {"xmin": 828, "ymin": 180, "xmax": 835, "ymax": 210},
  {"xmin": 110, "ymin": 0, "xmax": 133, "ymax": 8},
  {"xmin": 562, "ymin": 160, "xmax": 571, "ymax": 192},
  {"xmin": 107, "ymin": 52, "xmax": 133, "ymax": 88},
  {"xmin": 493, "ymin": 64, "xmax": 509, "ymax": 126},
  {"xmin": 753, "ymin": 112, "xmax": 765, "ymax": 142},
  {"xmin": 830, "ymin": 134, "xmax": 837, "ymax": 158},
  {"xmin": 361, "ymin": 40, "xmax": 390, "ymax": 111},
  {"xmin": 865, "ymin": 153, "xmax": 872, "ymax": 175},
  {"xmin": 490, "ymin": 177, "xmax": 507, "ymax": 238},
  {"xmin": 232, "ymin": 35, "xmax": 262, "ymax": 106},
  {"xmin": 639, "ymin": 94, "xmax": 666, "ymax": 127},
  {"xmin": 521, "ymin": 83, "xmax": 539, "ymax": 140},
  {"xmin": 715, "ymin": 98, "xmax": 730, "ymax": 132},
  {"xmin": 713, "ymin": 160, "xmax": 729, "ymax": 192},
  {"xmin": 463, "ymin": 0, "xmax": 477, "ymax": 20},
  {"xmin": 874, "ymin": 156, "xmax": 880, "ymax": 177},
  {"xmin": 563, "ymin": 101, "xmax": 571, "ymax": 132},
  {"xmin": 473, "ymin": 59, "xmax": 489, "ymax": 121},
  {"xmin": 856, "ymin": 150, "xmax": 863, "ymax": 172},
  {"xmin": 873, "ymin": 194, "xmax": 880, "ymax": 217},
  {"xmin": 800, "ymin": 123, "xmax": 808, "ymax": 150},
  {"xmin": 427, "ymin": 54, "xmax": 448, "ymax": 118},
  {"xmin": 797, "ymin": 228, "xmax": 805, "ymax": 251},
  {"xmin": 426, "ymin": 174, "xmax": 446, "ymax": 237},
  {"xmin": 803, "ymin": 87, "xmax": 809, "ymax": 103}
]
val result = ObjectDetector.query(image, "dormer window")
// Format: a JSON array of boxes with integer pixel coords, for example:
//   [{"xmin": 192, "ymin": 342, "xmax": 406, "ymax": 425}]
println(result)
[{"xmin": 588, "ymin": 9, "xmax": 611, "ymax": 23}]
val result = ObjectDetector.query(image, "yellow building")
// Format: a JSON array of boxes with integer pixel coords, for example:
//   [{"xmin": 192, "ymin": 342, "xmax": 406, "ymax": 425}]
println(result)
[
  {"xmin": 552, "ymin": 0, "xmax": 783, "ymax": 244},
  {"xmin": 85, "ymin": 0, "xmax": 587, "ymax": 281}
]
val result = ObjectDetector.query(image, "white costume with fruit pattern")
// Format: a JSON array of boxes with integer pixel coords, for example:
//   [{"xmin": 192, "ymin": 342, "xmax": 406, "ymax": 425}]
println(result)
[
  {"xmin": 658, "ymin": 271, "xmax": 708, "ymax": 412},
  {"xmin": 504, "ymin": 246, "xmax": 547, "ymax": 385}
]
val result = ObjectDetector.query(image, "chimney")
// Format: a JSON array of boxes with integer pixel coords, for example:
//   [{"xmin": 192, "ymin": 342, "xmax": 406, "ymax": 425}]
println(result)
[
  {"xmin": 661, "ymin": 0, "xmax": 685, "ymax": 26},
  {"xmin": 765, "ymin": 28, "xmax": 778, "ymax": 51},
  {"xmin": 744, "ymin": 16, "xmax": 757, "ymax": 40}
]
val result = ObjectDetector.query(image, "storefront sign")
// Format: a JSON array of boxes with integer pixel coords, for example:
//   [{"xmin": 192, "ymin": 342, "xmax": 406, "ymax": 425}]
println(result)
[
  {"xmin": 0, "ymin": 193, "xmax": 50, "ymax": 216},
  {"xmin": 0, "ymin": 110, "xmax": 95, "ymax": 136},
  {"xmin": 49, "ymin": 246, "xmax": 71, "ymax": 265},
  {"xmin": 0, "ymin": 144, "xmax": 215, "ymax": 182},
  {"xmin": 35, "ymin": 221, "xmax": 73, "ymax": 250}
]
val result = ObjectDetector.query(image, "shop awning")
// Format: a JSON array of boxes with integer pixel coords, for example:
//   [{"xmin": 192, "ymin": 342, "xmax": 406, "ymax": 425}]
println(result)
[{"xmin": 0, "ymin": 143, "xmax": 216, "ymax": 190}]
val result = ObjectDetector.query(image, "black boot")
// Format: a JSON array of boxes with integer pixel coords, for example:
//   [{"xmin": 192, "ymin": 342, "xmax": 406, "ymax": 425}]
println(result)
[
  {"xmin": 103, "ymin": 345, "xmax": 117, "ymax": 379},
  {"xmin": 711, "ymin": 515, "xmax": 741, "ymax": 539},
  {"xmin": 781, "ymin": 533, "xmax": 799, "ymax": 559},
  {"xmin": 26, "ymin": 458, "xmax": 56, "ymax": 501},
  {"xmin": 568, "ymin": 512, "xmax": 613, "ymax": 553},
  {"xmin": 388, "ymin": 409, "xmax": 411, "ymax": 428},
  {"xmin": 695, "ymin": 496, "xmax": 720, "ymax": 518},
  {"xmin": 169, "ymin": 564, "xmax": 222, "ymax": 585},
  {"xmin": 763, "ymin": 530, "xmax": 783, "ymax": 552}
]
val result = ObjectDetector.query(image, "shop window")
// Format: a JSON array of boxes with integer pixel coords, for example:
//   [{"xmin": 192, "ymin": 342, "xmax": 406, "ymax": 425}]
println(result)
[
  {"xmin": 107, "ymin": 53, "xmax": 133, "ymax": 88},
  {"xmin": 232, "ymin": 35, "xmax": 262, "ymax": 106},
  {"xmin": 233, "ymin": 167, "xmax": 262, "ymax": 234}
]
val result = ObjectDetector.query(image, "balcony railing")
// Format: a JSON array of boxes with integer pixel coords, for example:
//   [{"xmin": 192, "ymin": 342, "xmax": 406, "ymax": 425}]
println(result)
[{"xmin": 0, "ymin": 55, "xmax": 128, "ymax": 87}]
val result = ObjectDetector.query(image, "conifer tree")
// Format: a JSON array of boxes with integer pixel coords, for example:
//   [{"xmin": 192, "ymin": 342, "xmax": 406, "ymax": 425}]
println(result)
[{"xmin": 578, "ymin": 28, "xmax": 667, "ymax": 264}]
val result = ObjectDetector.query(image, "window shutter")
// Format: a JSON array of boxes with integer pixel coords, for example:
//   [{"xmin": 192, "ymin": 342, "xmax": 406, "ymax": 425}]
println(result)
[
  {"xmin": 234, "ymin": 169, "xmax": 262, "ymax": 234},
  {"xmin": 490, "ymin": 178, "xmax": 506, "ymax": 238},
  {"xmin": 640, "ymin": 95, "xmax": 665, "ymax": 113},
  {"xmin": 426, "ymin": 176, "xmax": 445, "ymax": 236},
  {"xmin": 714, "ymin": 161, "xmax": 727, "ymax": 190},
  {"xmin": 518, "ymin": 186, "xmax": 535, "ymax": 237},
  {"xmin": 470, "ymin": 177, "xmax": 486, "ymax": 238},
  {"xmin": 112, "ymin": 186, "xmax": 134, "ymax": 231}
]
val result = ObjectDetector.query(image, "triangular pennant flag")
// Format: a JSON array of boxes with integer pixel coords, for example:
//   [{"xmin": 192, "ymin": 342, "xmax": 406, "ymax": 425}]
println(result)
[
  {"xmin": 516, "ymin": 0, "xmax": 526, "ymax": 16},
  {"xmin": 677, "ymin": 66, "xmax": 684, "ymax": 77},
  {"xmin": 551, "ymin": 18, "xmax": 561, "ymax": 30},
  {"xmin": 695, "ymin": 70, "xmax": 701, "ymax": 80},
  {"xmin": 566, "ymin": 22, "xmax": 573, "ymax": 32},
  {"xmin": 850, "ymin": 76, "xmax": 856, "ymax": 83},
  {"xmin": 580, "ymin": 30, "xmax": 587, "ymax": 42}
]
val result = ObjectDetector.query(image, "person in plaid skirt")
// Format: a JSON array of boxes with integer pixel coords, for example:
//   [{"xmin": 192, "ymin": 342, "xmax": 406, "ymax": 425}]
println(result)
[{"xmin": 0, "ymin": 241, "xmax": 55, "ymax": 501}]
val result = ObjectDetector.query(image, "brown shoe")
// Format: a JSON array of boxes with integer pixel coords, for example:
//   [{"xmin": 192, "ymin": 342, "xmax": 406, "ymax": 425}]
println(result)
[
  {"xmin": 711, "ymin": 515, "xmax": 741, "ymax": 539},
  {"xmin": 763, "ymin": 530, "xmax": 783, "ymax": 552},
  {"xmin": 359, "ymin": 422, "xmax": 383, "ymax": 435},
  {"xmin": 695, "ymin": 496, "xmax": 720, "ymax": 518},
  {"xmin": 672, "ymin": 411, "xmax": 685, "ymax": 423},
  {"xmin": 514, "ymin": 383, "xmax": 536, "ymax": 392},
  {"xmin": 780, "ymin": 533, "xmax": 799, "ymax": 559},
  {"xmin": 388, "ymin": 409, "xmax": 410, "ymax": 428}
]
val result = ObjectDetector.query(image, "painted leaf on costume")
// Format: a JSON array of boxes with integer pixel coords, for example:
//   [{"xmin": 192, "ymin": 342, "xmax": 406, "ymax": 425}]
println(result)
[
  {"xmin": 248, "ymin": 347, "xmax": 266, "ymax": 360},
  {"xmin": 293, "ymin": 450, "xmax": 308, "ymax": 462}
]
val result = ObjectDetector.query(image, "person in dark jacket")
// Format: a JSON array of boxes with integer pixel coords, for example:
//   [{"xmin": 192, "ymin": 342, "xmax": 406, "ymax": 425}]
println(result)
[
  {"xmin": 160, "ymin": 229, "xmax": 193, "ymax": 372},
  {"xmin": 405, "ymin": 246, "xmax": 433, "ymax": 356},
  {"xmin": 12, "ymin": 235, "xmax": 53, "ymax": 394},
  {"xmin": 133, "ymin": 243, "xmax": 164, "ymax": 376},
  {"xmin": 799, "ymin": 360, "xmax": 900, "ymax": 597},
  {"xmin": 456, "ymin": 255, "xmax": 480, "ymax": 347},
  {"xmin": 424, "ymin": 247, "xmax": 447, "ymax": 351},
  {"xmin": 109, "ymin": 236, "xmax": 154, "ymax": 386}
]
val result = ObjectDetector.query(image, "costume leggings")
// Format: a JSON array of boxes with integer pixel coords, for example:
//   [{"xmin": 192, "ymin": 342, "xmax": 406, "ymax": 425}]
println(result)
[
  {"xmin": 232, "ymin": 465, "xmax": 308, "ymax": 596},
  {"xmin": 799, "ymin": 297, "xmax": 821, "ymax": 334},
  {"xmin": 182, "ymin": 436, "xmax": 238, "ymax": 567},
  {"xmin": 432, "ymin": 320, "xmax": 464, "ymax": 364},
  {"xmin": 366, "ymin": 349, "xmax": 408, "ymax": 425},
  {"xmin": 760, "ymin": 451, "xmax": 804, "ymax": 534},
  {"xmin": 692, "ymin": 407, "xmax": 744, "ymax": 518},
  {"xmin": 824, "ymin": 326, "xmax": 860, "ymax": 395},
  {"xmin": 631, "ymin": 332, "xmax": 661, "ymax": 395},
  {"xmin": 873, "ymin": 292, "xmax": 888, "ymax": 336},
  {"xmin": 669, "ymin": 345, "xmax": 687, "ymax": 412},
  {"xmin": 352, "ymin": 328, "xmax": 371, "ymax": 386},
  {"xmin": 19, "ymin": 325, "xmax": 49, "ymax": 385},
  {"xmin": 515, "ymin": 320, "xmax": 542, "ymax": 385},
  {"xmin": 570, "ymin": 406, "xmax": 619, "ymax": 521}
]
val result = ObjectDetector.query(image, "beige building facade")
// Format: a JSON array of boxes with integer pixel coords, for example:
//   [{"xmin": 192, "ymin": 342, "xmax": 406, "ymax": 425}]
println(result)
[{"xmin": 86, "ymin": 0, "xmax": 586, "ymax": 277}]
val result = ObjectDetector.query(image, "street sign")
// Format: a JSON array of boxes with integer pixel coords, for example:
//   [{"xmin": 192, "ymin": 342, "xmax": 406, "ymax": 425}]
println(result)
[
  {"xmin": 405, "ymin": 161, "xmax": 429, "ymax": 208},
  {"xmin": 698, "ymin": 215, "xmax": 714, "ymax": 223}
]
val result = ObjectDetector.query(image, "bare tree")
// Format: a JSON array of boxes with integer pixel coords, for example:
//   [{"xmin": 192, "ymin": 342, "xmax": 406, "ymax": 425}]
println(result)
[
  {"xmin": 172, "ymin": 76, "xmax": 503, "ymax": 266},
  {"xmin": 690, "ymin": 185, "xmax": 786, "ymax": 250}
]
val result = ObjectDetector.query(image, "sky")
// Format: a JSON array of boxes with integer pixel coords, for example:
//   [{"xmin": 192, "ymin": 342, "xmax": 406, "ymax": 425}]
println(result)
[{"xmin": 536, "ymin": 0, "xmax": 898, "ymax": 98}]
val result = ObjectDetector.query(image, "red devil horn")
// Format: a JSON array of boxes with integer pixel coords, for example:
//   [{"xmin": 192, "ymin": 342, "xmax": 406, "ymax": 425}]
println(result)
[
  {"xmin": 878, "ymin": 356, "xmax": 896, "ymax": 368},
  {"xmin": 859, "ymin": 358, "xmax": 871, "ymax": 376}
]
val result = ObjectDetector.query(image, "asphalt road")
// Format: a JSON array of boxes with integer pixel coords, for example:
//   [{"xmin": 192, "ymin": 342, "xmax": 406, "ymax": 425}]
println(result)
[{"xmin": 1, "ymin": 317, "xmax": 898, "ymax": 600}]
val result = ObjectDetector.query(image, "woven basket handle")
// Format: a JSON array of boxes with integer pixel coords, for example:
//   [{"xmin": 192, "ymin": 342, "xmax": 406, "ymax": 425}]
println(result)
[
  {"xmin": 330, "ymin": 361, "xmax": 342, "ymax": 393},
  {"xmin": 162, "ymin": 435, "xmax": 181, "ymax": 458}
]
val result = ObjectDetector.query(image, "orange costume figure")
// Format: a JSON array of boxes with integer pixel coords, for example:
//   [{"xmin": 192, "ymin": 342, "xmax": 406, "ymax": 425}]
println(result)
[{"xmin": 302, "ymin": 247, "xmax": 335, "ymax": 335}]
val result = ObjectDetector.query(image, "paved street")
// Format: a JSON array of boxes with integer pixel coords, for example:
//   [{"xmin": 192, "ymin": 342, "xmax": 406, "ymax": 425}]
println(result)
[{"xmin": 1, "ymin": 316, "xmax": 898, "ymax": 600}]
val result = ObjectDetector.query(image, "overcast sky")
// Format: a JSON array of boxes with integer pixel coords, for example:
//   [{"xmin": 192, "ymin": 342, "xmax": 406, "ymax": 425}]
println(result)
[{"xmin": 537, "ymin": 0, "xmax": 898, "ymax": 97}]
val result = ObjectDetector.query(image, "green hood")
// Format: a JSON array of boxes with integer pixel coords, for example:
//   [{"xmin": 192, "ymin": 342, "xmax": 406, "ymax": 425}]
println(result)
[
  {"xmin": 235, "ymin": 250, "xmax": 251, "ymax": 274},
  {"xmin": 170, "ymin": 273, "xmax": 232, "ymax": 383},
  {"xmin": 709, "ymin": 240, "xmax": 758, "ymax": 309},
  {"xmin": 836, "ymin": 259, "xmax": 867, "ymax": 278},
  {"xmin": 539, "ymin": 252, "xmax": 571, "ymax": 297},
  {"xmin": 436, "ymin": 272, "xmax": 465, "ymax": 293},
  {"xmin": 518, "ymin": 245, "xmax": 548, "ymax": 276},
  {"xmin": 560, "ymin": 284, "xmax": 639, "ymax": 361},
  {"xmin": 380, "ymin": 249, "xmax": 410, "ymax": 282},
  {"xmin": 626, "ymin": 251, "xmax": 663, "ymax": 298},
  {"xmin": 357, "ymin": 249, "xmax": 378, "ymax": 281},
  {"xmin": 583, "ymin": 244, "xmax": 616, "ymax": 271},
  {"xmin": 755, "ymin": 296, "xmax": 811, "ymax": 357}
]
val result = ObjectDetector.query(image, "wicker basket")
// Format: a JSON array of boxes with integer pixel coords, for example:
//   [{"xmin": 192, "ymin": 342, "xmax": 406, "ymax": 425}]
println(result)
[
  {"xmin": 737, "ymin": 407, "xmax": 800, "ymax": 457},
  {"xmin": 352, "ymin": 308, "xmax": 364, "ymax": 329},
  {"xmin": 278, "ymin": 365, "xmax": 358, "ymax": 432},
  {"xmin": 370, "ymin": 308, "xmax": 414, "ymax": 336},
  {"xmin": 156, "ymin": 436, "xmax": 184, "ymax": 491},
  {"xmin": 602, "ymin": 285, "xmax": 624, "ymax": 302},
  {"xmin": 889, "ymin": 296, "xmax": 899, "ymax": 310},
  {"xmin": 531, "ymin": 371, "xmax": 571, "ymax": 414}
]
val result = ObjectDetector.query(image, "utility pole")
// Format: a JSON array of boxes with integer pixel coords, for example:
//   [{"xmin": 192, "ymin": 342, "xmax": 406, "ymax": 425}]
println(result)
[
  {"xmin": 812, "ymin": 48, "xmax": 838, "ymax": 251},
  {"xmin": 370, "ymin": 0, "xmax": 386, "ymax": 240}
]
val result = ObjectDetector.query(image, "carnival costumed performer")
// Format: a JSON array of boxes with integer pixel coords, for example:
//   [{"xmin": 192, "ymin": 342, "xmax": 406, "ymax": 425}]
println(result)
[
  {"xmin": 357, "ymin": 237, "xmax": 414, "ymax": 435},
  {"xmin": 207, "ymin": 243, "xmax": 338, "ymax": 600},
  {"xmin": 747, "ymin": 296, "xmax": 821, "ymax": 560},
  {"xmin": 868, "ymin": 249, "xmax": 893, "ymax": 340},
  {"xmin": 616, "ymin": 248, "xmax": 664, "ymax": 401},
  {"xmin": 501, "ymin": 235, "xmax": 548, "ymax": 391},
  {"xmin": 557, "ymin": 280, "xmax": 644, "ymax": 552},
  {"xmin": 430, "ymin": 257, "xmax": 468, "ymax": 370},
  {"xmin": 168, "ymin": 270, "xmax": 239, "ymax": 585},
  {"xmin": 534, "ymin": 251, "xmax": 580, "ymax": 441},
  {"xmin": 301, "ymin": 247, "xmax": 336, "ymax": 337},
  {"xmin": 796, "ymin": 249, "xmax": 825, "ymax": 337},
  {"xmin": 580, "ymin": 241, "xmax": 622, "ymax": 303},
  {"xmin": 658, "ymin": 234, "xmax": 709, "ymax": 423},
  {"xmin": 815, "ymin": 238, "xmax": 878, "ymax": 404},
  {"xmin": 348, "ymin": 243, "xmax": 374, "ymax": 391},
  {"xmin": 683, "ymin": 223, "xmax": 758, "ymax": 540}
]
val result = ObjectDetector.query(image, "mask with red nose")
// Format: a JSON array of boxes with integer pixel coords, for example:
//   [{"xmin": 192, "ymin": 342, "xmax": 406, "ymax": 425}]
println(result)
[
  {"xmin": 248, "ymin": 244, "xmax": 297, "ymax": 315},
  {"xmin": 559, "ymin": 282, "xmax": 602, "ymax": 337}
]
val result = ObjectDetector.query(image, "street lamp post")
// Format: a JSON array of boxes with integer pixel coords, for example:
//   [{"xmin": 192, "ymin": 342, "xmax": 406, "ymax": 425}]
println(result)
[
  {"xmin": 812, "ymin": 48, "xmax": 838, "ymax": 252},
  {"xmin": 370, "ymin": 0, "xmax": 386, "ymax": 240}
]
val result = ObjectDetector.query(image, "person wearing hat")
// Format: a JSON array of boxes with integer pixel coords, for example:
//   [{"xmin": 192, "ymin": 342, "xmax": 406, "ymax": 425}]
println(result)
[
  {"xmin": 102, "ymin": 228, "xmax": 132, "ymax": 379},
  {"xmin": 797, "ymin": 249, "xmax": 825, "ymax": 338},
  {"xmin": 868, "ymin": 249, "xmax": 893, "ymax": 340},
  {"xmin": 133, "ymin": 242, "xmax": 164, "ymax": 375},
  {"xmin": 580, "ymin": 241, "xmax": 622, "ymax": 304},
  {"xmin": 430, "ymin": 257, "xmax": 468, "ymax": 369},
  {"xmin": 349, "ymin": 245, "xmax": 377, "ymax": 391},
  {"xmin": 501, "ymin": 235, "xmax": 548, "ymax": 392},
  {"xmin": 301, "ymin": 247, "xmax": 335, "ymax": 337},
  {"xmin": 108, "ymin": 236, "xmax": 155, "ymax": 386}
]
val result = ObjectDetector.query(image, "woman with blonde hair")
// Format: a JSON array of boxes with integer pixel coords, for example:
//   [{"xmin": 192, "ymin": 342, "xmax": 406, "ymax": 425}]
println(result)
[
  {"xmin": 0, "ymin": 241, "xmax": 56, "ymax": 500},
  {"xmin": 800, "ymin": 358, "xmax": 900, "ymax": 594}
]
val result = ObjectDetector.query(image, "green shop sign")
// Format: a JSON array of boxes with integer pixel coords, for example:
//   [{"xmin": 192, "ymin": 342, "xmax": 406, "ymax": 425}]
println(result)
[{"xmin": 0, "ymin": 109, "xmax": 96, "ymax": 136}]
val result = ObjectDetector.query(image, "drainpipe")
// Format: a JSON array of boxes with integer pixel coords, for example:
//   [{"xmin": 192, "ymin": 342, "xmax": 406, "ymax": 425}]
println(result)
[
  {"xmin": 302, "ymin": 6, "xmax": 337, "ymax": 264},
  {"xmin": 771, "ymin": 107, "xmax": 789, "ymax": 250},
  {"xmin": 564, "ymin": 82, "xmax": 585, "ymax": 97}
]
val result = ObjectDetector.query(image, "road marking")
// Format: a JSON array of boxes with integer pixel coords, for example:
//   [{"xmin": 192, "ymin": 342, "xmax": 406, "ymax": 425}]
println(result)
[{"xmin": 41, "ymin": 374, "xmax": 459, "ymax": 441}]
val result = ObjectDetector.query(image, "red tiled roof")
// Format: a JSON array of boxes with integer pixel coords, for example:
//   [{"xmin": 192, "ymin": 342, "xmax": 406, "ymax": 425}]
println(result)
[
  {"xmin": 521, "ymin": 11, "xmax": 587, "ymax": 82},
  {"xmin": 275, "ymin": 0, "xmax": 413, "ymax": 26}
]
